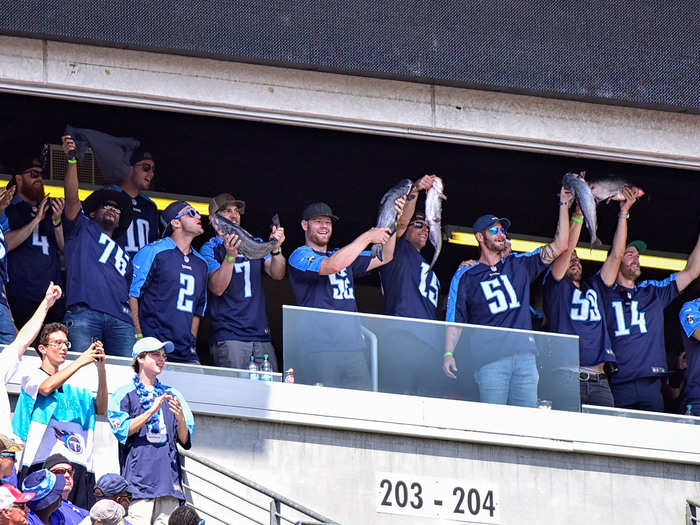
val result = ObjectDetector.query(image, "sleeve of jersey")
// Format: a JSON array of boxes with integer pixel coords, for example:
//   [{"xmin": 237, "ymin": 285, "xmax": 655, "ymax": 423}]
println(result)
[
  {"xmin": 350, "ymin": 251, "xmax": 373, "ymax": 279},
  {"xmin": 199, "ymin": 239, "xmax": 221, "ymax": 274},
  {"xmin": 168, "ymin": 387, "xmax": 194, "ymax": 449},
  {"xmin": 11, "ymin": 369, "xmax": 43, "ymax": 440},
  {"xmin": 513, "ymin": 247, "xmax": 547, "ymax": 280},
  {"xmin": 445, "ymin": 267, "xmax": 469, "ymax": 323},
  {"xmin": 288, "ymin": 247, "xmax": 325, "ymax": 275},
  {"xmin": 61, "ymin": 211, "xmax": 85, "ymax": 239},
  {"xmin": 107, "ymin": 385, "xmax": 134, "ymax": 444},
  {"xmin": 645, "ymin": 274, "xmax": 680, "ymax": 307},
  {"xmin": 680, "ymin": 299, "xmax": 700, "ymax": 339},
  {"xmin": 129, "ymin": 244, "xmax": 160, "ymax": 298},
  {"xmin": 0, "ymin": 213, "xmax": 8, "ymax": 234},
  {"xmin": 193, "ymin": 254, "xmax": 208, "ymax": 316}
]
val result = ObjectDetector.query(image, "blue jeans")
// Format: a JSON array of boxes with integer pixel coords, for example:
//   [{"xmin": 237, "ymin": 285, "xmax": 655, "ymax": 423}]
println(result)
[
  {"xmin": 64, "ymin": 304, "xmax": 134, "ymax": 357},
  {"xmin": 610, "ymin": 377, "xmax": 663, "ymax": 412},
  {"xmin": 0, "ymin": 303, "xmax": 16, "ymax": 344},
  {"xmin": 474, "ymin": 352, "xmax": 539, "ymax": 408}
]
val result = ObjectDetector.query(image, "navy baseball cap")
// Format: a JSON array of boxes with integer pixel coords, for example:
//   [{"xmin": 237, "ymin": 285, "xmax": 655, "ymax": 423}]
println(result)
[
  {"xmin": 94, "ymin": 473, "xmax": 131, "ymax": 497},
  {"xmin": 472, "ymin": 214, "xmax": 511, "ymax": 233},
  {"xmin": 302, "ymin": 202, "xmax": 339, "ymax": 221},
  {"xmin": 160, "ymin": 200, "xmax": 192, "ymax": 237},
  {"xmin": 130, "ymin": 149, "xmax": 154, "ymax": 165},
  {"xmin": 23, "ymin": 469, "xmax": 65, "ymax": 511}
]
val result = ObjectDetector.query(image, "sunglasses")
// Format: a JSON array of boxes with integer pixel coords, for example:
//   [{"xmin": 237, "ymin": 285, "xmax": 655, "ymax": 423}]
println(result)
[
  {"xmin": 135, "ymin": 163, "xmax": 154, "ymax": 172},
  {"xmin": 103, "ymin": 203, "xmax": 122, "ymax": 214},
  {"xmin": 11, "ymin": 503, "xmax": 27, "ymax": 510},
  {"xmin": 50, "ymin": 467, "xmax": 73, "ymax": 476},
  {"xmin": 410, "ymin": 220, "xmax": 428, "ymax": 229},
  {"xmin": 175, "ymin": 208, "xmax": 199, "ymax": 219},
  {"xmin": 487, "ymin": 226, "xmax": 507, "ymax": 235},
  {"xmin": 22, "ymin": 169, "xmax": 43, "ymax": 179},
  {"xmin": 0, "ymin": 452, "xmax": 15, "ymax": 458}
]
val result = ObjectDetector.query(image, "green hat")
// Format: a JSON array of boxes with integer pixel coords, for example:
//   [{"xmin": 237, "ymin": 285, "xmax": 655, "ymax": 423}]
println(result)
[{"xmin": 627, "ymin": 240, "xmax": 647, "ymax": 254}]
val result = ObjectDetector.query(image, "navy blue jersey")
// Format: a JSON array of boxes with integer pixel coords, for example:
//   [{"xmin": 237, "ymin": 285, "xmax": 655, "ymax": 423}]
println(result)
[
  {"xmin": 200, "ymin": 236, "xmax": 272, "ymax": 343},
  {"xmin": 288, "ymin": 245, "xmax": 372, "ymax": 353},
  {"xmin": 63, "ymin": 212, "xmax": 133, "ymax": 323},
  {"xmin": 543, "ymin": 270, "xmax": 615, "ymax": 367},
  {"xmin": 2, "ymin": 196, "xmax": 62, "ymax": 302},
  {"xmin": 130, "ymin": 238, "xmax": 208, "ymax": 361},
  {"xmin": 679, "ymin": 299, "xmax": 700, "ymax": 405},
  {"xmin": 106, "ymin": 186, "xmax": 159, "ymax": 255},
  {"xmin": 288, "ymin": 245, "xmax": 371, "ymax": 311},
  {"xmin": 379, "ymin": 237, "xmax": 439, "ymax": 320},
  {"xmin": 108, "ymin": 382, "xmax": 193, "ymax": 500},
  {"xmin": 0, "ymin": 217, "xmax": 8, "ymax": 308},
  {"xmin": 599, "ymin": 275, "xmax": 679, "ymax": 384},
  {"xmin": 446, "ymin": 250, "xmax": 546, "ymax": 367}
]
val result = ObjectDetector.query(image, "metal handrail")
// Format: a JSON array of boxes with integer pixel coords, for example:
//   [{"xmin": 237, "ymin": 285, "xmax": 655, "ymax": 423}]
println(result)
[{"xmin": 178, "ymin": 445, "xmax": 338, "ymax": 525}]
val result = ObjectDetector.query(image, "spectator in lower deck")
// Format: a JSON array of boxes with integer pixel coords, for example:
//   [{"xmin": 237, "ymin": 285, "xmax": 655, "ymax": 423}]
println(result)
[
  {"xmin": 13, "ymin": 323, "xmax": 107, "ymax": 510},
  {"xmin": 42, "ymin": 454, "xmax": 88, "ymax": 524},
  {"xmin": 107, "ymin": 338, "xmax": 194, "ymax": 525}
]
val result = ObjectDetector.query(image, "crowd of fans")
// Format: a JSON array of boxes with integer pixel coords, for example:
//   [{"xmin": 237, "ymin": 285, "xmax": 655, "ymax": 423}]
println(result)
[{"xmin": 0, "ymin": 132, "xmax": 699, "ymax": 522}]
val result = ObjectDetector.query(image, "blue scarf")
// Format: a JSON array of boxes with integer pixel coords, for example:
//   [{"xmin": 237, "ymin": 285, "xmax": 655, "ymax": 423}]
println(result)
[{"xmin": 132, "ymin": 375, "xmax": 167, "ymax": 434}]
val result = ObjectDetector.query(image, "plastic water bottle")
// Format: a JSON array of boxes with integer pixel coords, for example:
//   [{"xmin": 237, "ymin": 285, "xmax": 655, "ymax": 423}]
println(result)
[
  {"xmin": 261, "ymin": 354, "xmax": 273, "ymax": 382},
  {"xmin": 683, "ymin": 404, "xmax": 695, "ymax": 425},
  {"xmin": 248, "ymin": 353, "xmax": 259, "ymax": 381}
]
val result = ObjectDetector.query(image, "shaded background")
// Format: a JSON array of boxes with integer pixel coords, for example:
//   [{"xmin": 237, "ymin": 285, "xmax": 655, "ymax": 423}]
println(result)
[{"xmin": 1, "ymin": 92, "xmax": 698, "ymax": 371}]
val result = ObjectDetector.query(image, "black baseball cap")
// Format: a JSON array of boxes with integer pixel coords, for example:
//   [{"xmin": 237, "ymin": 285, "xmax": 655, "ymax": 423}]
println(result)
[{"xmin": 302, "ymin": 202, "xmax": 339, "ymax": 221}]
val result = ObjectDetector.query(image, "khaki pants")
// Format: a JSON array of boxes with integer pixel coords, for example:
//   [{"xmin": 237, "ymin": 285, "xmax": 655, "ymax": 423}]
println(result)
[{"xmin": 128, "ymin": 496, "xmax": 180, "ymax": 525}]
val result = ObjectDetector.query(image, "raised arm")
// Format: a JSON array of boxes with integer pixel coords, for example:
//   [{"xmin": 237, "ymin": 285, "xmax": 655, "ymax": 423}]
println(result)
[
  {"xmin": 7, "ymin": 283, "xmax": 62, "ymax": 358},
  {"xmin": 319, "ymin": 228, "xmax": 390, "ymax": 275},
  {"xmin": 600, "ymin": 187, "xmax": 640, "ymax": 286},
  {"xmin": 61, "ymin": 135, "xmax": 81, "ymax": 221},
  {"xmin": 38, "ymin": 341, "xmax": 105, "ymax": 396},
  {"xmin": 207, "ymin": 234, "xmax": 240, "ymax": 296},
  {"xmin": 396, "ymin": 174, "xmax": 435, "ymax": 238},
  {"xmin": 6, "ymin": 195, "xmax": 49, "ymax": 251},
  {"xmin": 540, "ymin": 186, "xmax": 573, "ymax": 265},
  {"xmin": 676, "ymin": 234, "xmax": 700, "ymax": 293},
  {"xmin": 550, "ymin": 204, "xmax": 583, "ymax": 281},
  {"xmin": 366, "ymin": 196, "xmax": 407, "ymax": 271},
  {"xmin": 264, "ymin": 225, "xmax": 286, "ymax": 280}
]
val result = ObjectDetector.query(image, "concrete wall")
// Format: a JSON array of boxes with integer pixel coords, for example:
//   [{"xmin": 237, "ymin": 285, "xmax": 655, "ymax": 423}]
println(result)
[
  {"xmin": 10, "ymin": 357, "xmax": 698, "ymax": 524},
  {"xmin": 0, "ymin": 36, "xmax": 699, "ymax": 170}
]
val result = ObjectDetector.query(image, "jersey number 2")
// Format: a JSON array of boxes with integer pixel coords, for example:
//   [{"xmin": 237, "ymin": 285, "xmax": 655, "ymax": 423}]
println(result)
[{"xmin": 176, "ymin": 273, "xmax": 195, "ymax": 312}]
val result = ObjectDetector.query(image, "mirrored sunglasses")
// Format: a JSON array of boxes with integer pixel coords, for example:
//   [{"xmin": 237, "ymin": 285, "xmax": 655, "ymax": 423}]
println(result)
[
  {"xmin": 410, "ymin": 220, "xmax": 427, "ymax": 229},
  {"xmin": 175, "ymin": 208, "xmax": 199, "ymax": 219},
  {"xmin": 488, "ymin": 226, "xmax": 507, "ymax": 235},
  {"xmin": 103, "ymin": 203, "xmax": 122, "ymax": 214}
]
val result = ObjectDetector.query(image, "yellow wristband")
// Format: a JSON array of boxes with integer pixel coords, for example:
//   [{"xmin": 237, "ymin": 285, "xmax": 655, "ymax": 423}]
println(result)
[{"xmin": 571, "ymin": 216, "xmax": 583, "ymax": 224}]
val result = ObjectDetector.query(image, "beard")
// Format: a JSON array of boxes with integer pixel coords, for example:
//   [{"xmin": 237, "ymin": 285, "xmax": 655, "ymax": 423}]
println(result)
[
  {"xmin": 23, "ymin": 181, "xmax": 45, "ymax": 203},
  {"xmin": 620, "ymin": 262, "xmax": 641, "ymax": 281}
]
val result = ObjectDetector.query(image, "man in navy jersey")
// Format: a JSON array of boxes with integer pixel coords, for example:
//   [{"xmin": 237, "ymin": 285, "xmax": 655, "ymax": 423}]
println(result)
[
  {"xmin": 2, "ymin": 152, "xmax": 65, "ymax": 327},
  {"xmin": 599, "ymin": 233, "xmax": 700, "ymax": 411},
  {"xmin": 378, "ymin": 174, "xmax": 441, "ymax": 394},
  {"xmin": 61, "ymin": 136, "xmax": 135, "ymax": 357},
  {"xmin": 201, "ymin": 193, "xmax": 286, "ymax": 370},
  {"xmin": 288, "ymin": 199, "xmax": 404, "ymax": 389},
  {"xmin": 130, "ymin": 201, "xmax": 208, "ymax": 364},
  {"xmin": 543, "ymin": 187, "xmax": 639, "ymax": 407},
  {"xmin": 443, "ymin": 186, "xmax": 572, "ymax": 408},
  {"xmin": 106, "ymin": 150, "xmax": 160, "ymax": 256},
  {"xmin": 679, "ymin": 298, "xmax": 700, "ymax": 416}
]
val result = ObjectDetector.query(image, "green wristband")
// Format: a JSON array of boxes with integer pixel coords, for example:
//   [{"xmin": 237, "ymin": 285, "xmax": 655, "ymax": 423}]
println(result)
[
  {"xmin": 224, "ymin": 254, "xmax": 236, "ymax": 264},
  {"xmin": 444, "ymin": 351, "xmax": 454, "ymax": 358},
  {"xmin": 571, "ymin": 216, "xmax": 583, "ymax": 224},
  {"xmin": 135, "ymin": 333, "xmax": 143, "ymax": 339},
  {"xmin": 67, "ymin": 159, "xmax": 77, "ymax": 164}
]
